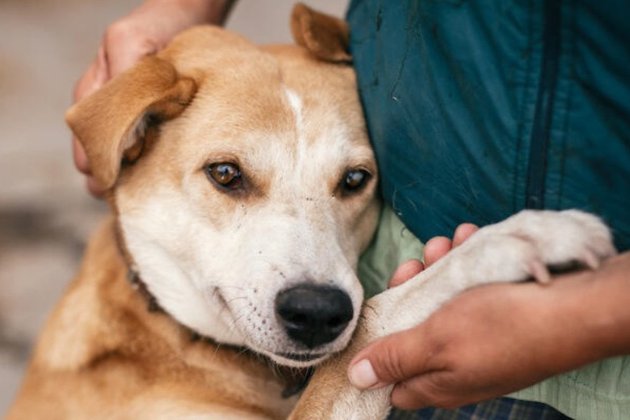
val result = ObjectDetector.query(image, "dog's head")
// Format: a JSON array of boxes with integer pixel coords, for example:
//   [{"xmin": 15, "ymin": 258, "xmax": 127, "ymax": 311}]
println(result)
[{"xmin": 66, "ymin": 4, "xmax": 379, "ymax": 368}]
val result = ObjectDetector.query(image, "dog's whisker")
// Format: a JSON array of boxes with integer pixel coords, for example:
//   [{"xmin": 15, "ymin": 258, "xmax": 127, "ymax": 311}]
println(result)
[
  {"xmin": 225, "ymin": 306, "xmax": 259, "ymax": 338},
  {"xmin": 217, "ymin": 296, "xmax": 250, "ymax": 321},
  {"xmin": 225, "ymin": 296, "xmax": 248, "ymax": 304}
]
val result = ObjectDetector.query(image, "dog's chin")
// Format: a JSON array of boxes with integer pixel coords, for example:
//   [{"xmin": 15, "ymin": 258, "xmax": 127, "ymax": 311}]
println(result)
[{"xmin": 212, "ymin": 289, "xmax": 349, "ymax": 368}]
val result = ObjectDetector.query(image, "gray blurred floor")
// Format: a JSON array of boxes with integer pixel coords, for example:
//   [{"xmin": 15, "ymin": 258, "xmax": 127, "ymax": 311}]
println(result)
[{"xmin": 0, "ymin": 0, "xmax": 346, "ymax": 413}]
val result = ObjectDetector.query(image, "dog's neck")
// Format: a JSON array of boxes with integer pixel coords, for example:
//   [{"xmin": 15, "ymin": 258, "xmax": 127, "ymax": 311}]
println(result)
[{"xmin": 126, "ymin": 269, "xmax": 163, "ymax": 313}]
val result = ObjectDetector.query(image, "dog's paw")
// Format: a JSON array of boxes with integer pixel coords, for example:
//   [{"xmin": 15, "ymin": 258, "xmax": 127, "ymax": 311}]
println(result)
[
  {"xmin": 363, "ymin": 209, "xmax": 617, "ymax": 337},
  {"xmin": 288, "ymin": 343, "xmax": 392, "ymax": 420},
  {"xmin": 461, "ymin": 209, "xmax": 617, "ymax": 285}
]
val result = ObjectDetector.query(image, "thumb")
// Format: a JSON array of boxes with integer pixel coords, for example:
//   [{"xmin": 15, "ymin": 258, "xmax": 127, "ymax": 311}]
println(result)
[{"xmin": 347, "ymin": 326, "xmax": 430, "ymax": 390}]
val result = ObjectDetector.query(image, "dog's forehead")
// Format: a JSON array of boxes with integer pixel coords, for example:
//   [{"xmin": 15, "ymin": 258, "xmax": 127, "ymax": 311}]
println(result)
[{"xmin": 169, "ymin": 44, "xmax": 369, "ymax": 158}]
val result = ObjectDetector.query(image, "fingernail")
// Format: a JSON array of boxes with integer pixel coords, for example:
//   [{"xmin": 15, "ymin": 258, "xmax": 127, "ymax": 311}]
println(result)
[{"xmin": 348, "ymin": 359, "xmax": 378, "ymax": 389}]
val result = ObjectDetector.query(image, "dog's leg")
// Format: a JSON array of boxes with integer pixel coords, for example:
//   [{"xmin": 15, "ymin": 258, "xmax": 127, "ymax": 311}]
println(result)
[{"xmin": 289, "ymin": 210, "xmax": 616, "ymax": 420}]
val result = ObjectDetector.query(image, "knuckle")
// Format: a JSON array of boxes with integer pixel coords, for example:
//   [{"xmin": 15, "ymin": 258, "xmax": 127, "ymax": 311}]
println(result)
[
  {"xmin": 419, "ymin": 378, "xmax": 456, "ymax": 408},
  {"xmin": 105, "ymin": 24, "xmax": 140, "ymax": 54},
  {"xmin": 105, "ymin": 20, "xmax": 135, "ymax": 43},
  {"xmin": 391, "ymin": 379, "xmax": 448, "ymax": 410},
  {"xmin": 373, "ymin": 342, "xmax": 407, "ymax": 381},
  {"xmin": 423, "ymin": 321, "xmax": 449, "ymax": 357},
  {"xmin": 105, "ymin": 20, "xmax": 157, "ymax": 57}
]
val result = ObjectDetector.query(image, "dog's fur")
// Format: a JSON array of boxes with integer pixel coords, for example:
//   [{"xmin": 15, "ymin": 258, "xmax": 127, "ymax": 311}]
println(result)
[{"xmin": 8, "ymin": 4, "xmax": 616, "ymax": 420}]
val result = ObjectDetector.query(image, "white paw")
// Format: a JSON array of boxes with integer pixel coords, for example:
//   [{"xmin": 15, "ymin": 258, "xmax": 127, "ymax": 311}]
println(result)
[{"xmin": 460, "ymin": 209, "xmax": 617, "ymax": 285}]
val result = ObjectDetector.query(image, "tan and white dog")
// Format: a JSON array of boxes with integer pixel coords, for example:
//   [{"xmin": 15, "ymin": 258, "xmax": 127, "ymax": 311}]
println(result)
[{"xmin": 8, "ymin": 4, "xmax": 616, "ymax": 419}]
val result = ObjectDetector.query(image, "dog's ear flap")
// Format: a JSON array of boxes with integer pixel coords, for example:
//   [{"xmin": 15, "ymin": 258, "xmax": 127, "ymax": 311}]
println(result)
[
  {"xmin": 291, "ymin": 3, "xmax": 351, "ymax": 63},
  {"xmin": 66, "ymin": 56, "xmax": 197, "ymax": 190}
]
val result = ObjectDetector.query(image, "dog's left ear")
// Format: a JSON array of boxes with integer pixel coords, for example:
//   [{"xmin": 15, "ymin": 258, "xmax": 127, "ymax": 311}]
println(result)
[
  {"xmin": 66, "ymin": 55, "xmax": 197, "ymax": 190},
  {"xmin": 291, "ymin": 3, "xmax": 351, "ymax": 63}
]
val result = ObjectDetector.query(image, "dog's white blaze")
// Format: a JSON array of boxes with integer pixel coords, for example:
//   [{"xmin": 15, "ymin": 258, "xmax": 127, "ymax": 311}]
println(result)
[
  {"xmin": 284, "ymin": 87, "xmax": 303, "ymax": 128},
  {"xmin": 283, "ymin": 87, "xmax": 308, "ymax": 179}
]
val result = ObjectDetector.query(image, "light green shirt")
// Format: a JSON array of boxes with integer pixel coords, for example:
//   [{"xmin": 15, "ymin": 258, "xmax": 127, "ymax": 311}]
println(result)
[{"xmin": 358, "ymin": 205, "xmax": 630, "ymax": 419}]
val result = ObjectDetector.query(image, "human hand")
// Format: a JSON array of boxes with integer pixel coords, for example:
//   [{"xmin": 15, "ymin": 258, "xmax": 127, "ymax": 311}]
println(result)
[
  {"xmin": 348, "ymin": 228, "xmax": 629, "ymax": 410},
  {"xmin": 72, "ymin": 0, "xmax": 235, "ymax": 196}
]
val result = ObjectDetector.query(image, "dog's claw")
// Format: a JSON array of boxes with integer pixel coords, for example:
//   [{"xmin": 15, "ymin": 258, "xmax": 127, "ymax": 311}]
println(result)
[
  {"xmin": 582, "ymin": 250, "xmax": 601, "ymax": 270},
  {"xmin": 529, "ymin": 259, "xmax": 551, "ymax": 284}
]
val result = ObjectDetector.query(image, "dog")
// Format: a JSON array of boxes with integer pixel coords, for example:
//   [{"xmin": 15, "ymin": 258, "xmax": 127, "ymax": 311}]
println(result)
[{"xmin": 8, "ymin": 4, "xmax": 616, "ymax": 419}]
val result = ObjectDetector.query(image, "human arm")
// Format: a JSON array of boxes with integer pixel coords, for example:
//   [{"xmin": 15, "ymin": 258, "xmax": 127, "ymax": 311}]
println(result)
[
  {"xmin": 348, "ymin": 246, "xmax": 630, "ymax": 410},
  {"xmin": 72, "ymin": 0, "xmax": 236, "ymax": 195}
]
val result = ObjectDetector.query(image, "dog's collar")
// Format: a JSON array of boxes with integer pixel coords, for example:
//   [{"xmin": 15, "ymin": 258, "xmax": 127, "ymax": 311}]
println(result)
[
  {"xmin": 127, "ymin": 269, "xmax": 163, "ymax": 313},
  {"xmin": 125, "ymin": 268, "xmax": 312, "ymax": 397}
]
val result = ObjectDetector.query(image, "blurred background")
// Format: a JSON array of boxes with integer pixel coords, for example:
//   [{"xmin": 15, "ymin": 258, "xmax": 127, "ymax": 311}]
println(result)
[{"xmin": 0, "ymin": 0, "xmax": 347, "ymax": 412}]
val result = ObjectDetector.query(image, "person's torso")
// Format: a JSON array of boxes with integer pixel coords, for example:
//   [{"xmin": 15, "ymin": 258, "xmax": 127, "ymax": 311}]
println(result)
[{"xmin": 347, "ymin": 0, "xmax": 630, "ymax": 251}]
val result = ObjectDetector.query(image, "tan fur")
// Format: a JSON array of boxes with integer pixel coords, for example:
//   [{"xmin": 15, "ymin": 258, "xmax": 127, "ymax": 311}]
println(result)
[
  {"xmin": 9, "ymin": 4, "xmax": 373, "ymax": 419},
  {"xmin": 8, "ymin": 219, "xmax": 295, "ymax": 419}
]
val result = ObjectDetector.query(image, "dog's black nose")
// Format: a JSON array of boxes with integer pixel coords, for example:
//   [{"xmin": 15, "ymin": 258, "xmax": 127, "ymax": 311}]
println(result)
[{"xmin": 275, "ymin": 284, "xmax": 353, "ymax": 349}]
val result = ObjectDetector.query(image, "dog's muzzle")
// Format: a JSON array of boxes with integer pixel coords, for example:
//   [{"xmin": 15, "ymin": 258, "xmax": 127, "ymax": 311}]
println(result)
[{"xmin": 275, "ymin": 284, "xmax": 353, "ymax": 349}]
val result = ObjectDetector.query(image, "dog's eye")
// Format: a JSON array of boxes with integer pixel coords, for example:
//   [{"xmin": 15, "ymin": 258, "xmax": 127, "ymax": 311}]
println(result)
[
  {"xmin": 341, "ymin": 169, "xmax": 371, "ymax": 194},
  {"xmin": 205, "ymin": 162, "xmax": 242, "ymax": 190}
]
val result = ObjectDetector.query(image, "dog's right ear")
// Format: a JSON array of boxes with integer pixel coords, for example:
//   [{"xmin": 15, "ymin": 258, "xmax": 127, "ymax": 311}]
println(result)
[{"xmin": 66, "ymin": 56, "xmax": 197, "ymax": 190}]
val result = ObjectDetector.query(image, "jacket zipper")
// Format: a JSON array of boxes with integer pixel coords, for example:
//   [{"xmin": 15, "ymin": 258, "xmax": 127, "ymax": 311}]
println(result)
[{"xmin": 525, "ymin": 0, "xmax": 562, "ymax": 209}]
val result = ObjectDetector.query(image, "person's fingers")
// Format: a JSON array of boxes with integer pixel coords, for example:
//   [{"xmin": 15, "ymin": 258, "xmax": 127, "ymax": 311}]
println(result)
[
  {"xmin": 348, "ymin": 326, "xmax": 430, "ymax": 390},
  {"xmin": 390, "ymin": 372, "xmax": 459, "ymax": 410},
  {"xmin": 392, "ymin": 225, "xmax": 479, "ymax": 287},
  {"xmin": 73, "ymin": 47, "xmax": 108, "ymax": 103},
  {"xmin": 71, "ymin": 46, "xmax": 115, "ymax": 198},
  {"xmin": 95, "ymin": 44, "xmax": 110, "ymax": 82},
  {"xmin": 86, "ymin": 176, "xmax": 106, "ymax": 198},
  {"xmin": 388, "ymin": 259, "xmax": 424, "ymax": 288},
  {"xmin": 71, "ymin": 48, "xmax": 108, "ymax": 188},
  {"xmin": 72, "ymin": 46, "xmax": 109, "ymax": 171},
  {"xmin": 423, "ymin": 236, "xmax": 452, "ymax": 267},
  {"xmin": 452, "ymin": 223, "xmax": 479, "ymax": 248},
  {"xmin": 72, "ymin": 137, "xmax": 91, "ymax": 174}
]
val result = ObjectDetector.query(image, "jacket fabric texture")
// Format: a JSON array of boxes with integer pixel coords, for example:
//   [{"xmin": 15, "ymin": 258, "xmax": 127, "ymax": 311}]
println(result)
[
  {"xmin": 348, "ymin": 0, "xmax": 630, "ymax": 418},
  {"xmin": 347, "ymin": 0, "xmax": 630, "ymax": 251}
]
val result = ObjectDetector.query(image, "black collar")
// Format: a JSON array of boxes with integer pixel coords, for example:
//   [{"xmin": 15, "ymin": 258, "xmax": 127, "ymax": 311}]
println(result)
[{"xmin": 127, "ymin": 269, "xmax": 163, "ymax": 313}]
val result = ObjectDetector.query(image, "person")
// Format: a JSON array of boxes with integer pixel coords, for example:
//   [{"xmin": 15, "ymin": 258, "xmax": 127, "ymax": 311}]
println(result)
[{"xmin": 71, "ymin": 1, "xmax": 630, "ymax": 419}]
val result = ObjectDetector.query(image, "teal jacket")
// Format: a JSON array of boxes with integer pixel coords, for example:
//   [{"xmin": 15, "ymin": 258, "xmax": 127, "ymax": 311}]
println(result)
[
  {"xmin": 347, "ymin": 0, "xmax": 630, "ymax": 251},
  {"xmin": 348, "ymin": 1, "xmax": 630, "ymax": 418}
]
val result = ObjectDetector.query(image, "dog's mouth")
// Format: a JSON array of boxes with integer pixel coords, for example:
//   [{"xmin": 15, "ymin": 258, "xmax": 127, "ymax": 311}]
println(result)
[
  {"xmin": 213, "ymin": 287, "xmax": 343, "ymax": 367},
  {"xmin": 265, "ymin": 350, "xmax": 330, "ymax": 368},
  {"xmin": 279, "ymin": 352, "xmax": 326, "ymax": 362}
]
